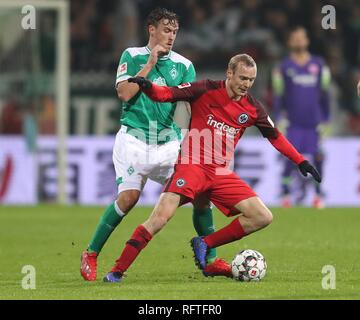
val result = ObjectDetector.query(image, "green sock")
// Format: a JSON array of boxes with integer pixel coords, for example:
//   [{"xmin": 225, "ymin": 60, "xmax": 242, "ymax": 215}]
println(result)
[
  {"xmin": 192, "ymin": 208, "xmax": 217, "ymax": 264},
  {"xmin": 87, "ymin": 202, "xmax": 124, "ymax": 254}
]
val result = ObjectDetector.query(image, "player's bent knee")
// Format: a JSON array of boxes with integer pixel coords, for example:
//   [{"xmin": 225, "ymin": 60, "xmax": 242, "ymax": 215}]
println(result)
[
  {"xmin": 254, "ymin": 209, "xmax": 273, "ymax": 229},
  {"xmin": 116, "ymin": 190, "xmax": 141, "ymax": 214}
]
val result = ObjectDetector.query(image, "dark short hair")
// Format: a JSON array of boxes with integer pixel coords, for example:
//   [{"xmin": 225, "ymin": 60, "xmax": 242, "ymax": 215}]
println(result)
[
  {"xmin": 287, "ymin": 25, "xmax": 308, "ymax": 39},
  {"xmin": 146, "ymin": 7, "xmax": 179, "ymax": 28},
  {"xmin": 228, "ymin": 54, "xmax": 256, "ymax": 72}
]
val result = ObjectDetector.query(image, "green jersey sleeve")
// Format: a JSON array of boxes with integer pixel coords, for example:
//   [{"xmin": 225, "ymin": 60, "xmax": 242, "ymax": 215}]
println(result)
[
  {"xmin": 181, "ymin": 62, "xmax": 196, "ymax": 83},
  {"xmin": 115, "ymin": 49, "xmax": 138, "ymax": 87}
]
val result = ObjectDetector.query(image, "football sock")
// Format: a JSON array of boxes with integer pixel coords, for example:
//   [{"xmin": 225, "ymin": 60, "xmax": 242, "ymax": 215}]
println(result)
[
  {"xmin": 111, "ymin": 224, "xmax": 152, "ymax": 274},
  {"xmin": 87, "ymin": 201, "xmax": 125, "ymax": 254},
  {"xmin": 204, "ymin": 218, "xmax": 246, "ymax": 248},
  {"xmin": 192, "ymin": 208, "xmax": 217, "ymax": 264}
]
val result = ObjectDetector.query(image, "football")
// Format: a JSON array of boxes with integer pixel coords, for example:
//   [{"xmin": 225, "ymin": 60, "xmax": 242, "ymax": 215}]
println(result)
[{"xmin": 231, "ymin": 249, "xmax": 267, "ymax": 281}]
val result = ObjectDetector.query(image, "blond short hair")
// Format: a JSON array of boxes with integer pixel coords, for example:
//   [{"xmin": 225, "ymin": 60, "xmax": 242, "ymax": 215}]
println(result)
[{"xmin": 228, "ymin": 54, "xmax": 256, "ymax": 72}]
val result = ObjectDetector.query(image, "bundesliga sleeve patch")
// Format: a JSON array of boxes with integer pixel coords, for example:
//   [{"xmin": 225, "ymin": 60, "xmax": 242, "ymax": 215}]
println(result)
[
  {"xmin": 117, "ymin": 62, "xmax": 127, "ymax": 77},
  {"xmin": 177, "ymin": 82, "xmax": 191, "ymax": 89}
]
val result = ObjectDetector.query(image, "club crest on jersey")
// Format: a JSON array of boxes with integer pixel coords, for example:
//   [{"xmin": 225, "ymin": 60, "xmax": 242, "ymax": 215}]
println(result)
[
  {"xmin": 177, "ymin": 82, "xmax": 191, "ymax": 89},
  {"xmin": 176, "ymin": 178, "xmax": 186, "ymax": 187},
  {"xmin": 238, "ymin": 113, "xmax": 249, "ymax": 124},
  {"xmin": 170, "ymin": 66, "xmax": 178, "ymax": 80}
]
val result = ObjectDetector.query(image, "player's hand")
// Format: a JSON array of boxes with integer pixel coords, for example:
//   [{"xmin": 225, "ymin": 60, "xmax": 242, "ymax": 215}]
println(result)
[
  {"xmin": 147, "ymin": 44, "xmax": 168, "ymax": 67},
  {"xmin": 298, "ymin": 160, "xmax": 322, "ymax": 183},
  {"xmin": 128, "ymin": 77, "xmax": 152, "ymax": 90}
]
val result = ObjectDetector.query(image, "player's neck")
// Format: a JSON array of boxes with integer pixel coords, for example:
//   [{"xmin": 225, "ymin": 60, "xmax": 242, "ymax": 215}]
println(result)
[
  {"xmin": 290, "ymin": 51, "xmax": 311, "ymax": 65},
  {"xmin": 225, "ymin": 80, "xmax": 241, "ymax": 101},
  {"xmin": 146, "ymin": 41, "xmax": 154, "ymax": 51}
]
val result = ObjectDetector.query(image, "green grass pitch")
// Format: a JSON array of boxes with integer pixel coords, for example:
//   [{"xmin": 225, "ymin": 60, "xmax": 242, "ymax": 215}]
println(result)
[{"xmin": 0, "ymin": 205, "xmax": 359, "ymax": 300}]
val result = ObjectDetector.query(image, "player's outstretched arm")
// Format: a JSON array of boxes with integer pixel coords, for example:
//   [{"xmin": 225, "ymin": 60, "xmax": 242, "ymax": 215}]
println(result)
[
  {"xmin": 128, "ymin": 77, "xmax": 175, "ymax": 102},
  {"xmin": 128, "ymin": 77, "xmax": 195, "ymax": 103},
  {"xmin": 128, "ymin": 77, "xmax": 152, "ymax": 90},
  {"xmin": 267, "ymin": 131, "xmax": 321, "ymax": 183}
]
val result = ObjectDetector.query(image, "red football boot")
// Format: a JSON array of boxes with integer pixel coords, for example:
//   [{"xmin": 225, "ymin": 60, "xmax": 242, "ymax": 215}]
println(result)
[
  {"xmin": 80, "ymin": 251, "xmax": 98, "ymax": 281},
  {"xmin": 202, "ymin": 258, "xmax": 232, "ymax": 278}
]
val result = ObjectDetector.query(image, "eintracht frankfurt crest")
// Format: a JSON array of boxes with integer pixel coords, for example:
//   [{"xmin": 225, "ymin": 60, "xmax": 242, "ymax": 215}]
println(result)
[
  {"xmin": 238, "ymin": 113, "xmax": 249, "ymax": 124},
  {"xmin": 176, "ymin": 178, "xmax": 186, "ymax": 187}
]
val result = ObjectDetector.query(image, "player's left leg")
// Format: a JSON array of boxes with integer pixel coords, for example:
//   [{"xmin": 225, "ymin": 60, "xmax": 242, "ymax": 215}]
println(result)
[
  {"xmin": 192, "ymin": 196, "xmax": 273, "ymax": 270},
  {"xmin": 191, "ymin": 173, "xmax": 272, "ymax": 270}
]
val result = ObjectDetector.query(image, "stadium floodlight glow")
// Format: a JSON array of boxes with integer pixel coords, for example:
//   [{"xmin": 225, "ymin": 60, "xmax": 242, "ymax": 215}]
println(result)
[{"xmin": 0, "ymin": 0, "xmax": 70, "ymax": 204}]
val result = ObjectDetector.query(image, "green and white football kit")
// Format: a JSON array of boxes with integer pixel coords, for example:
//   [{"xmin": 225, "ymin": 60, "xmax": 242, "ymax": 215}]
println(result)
[{"xmin": 114, "ymin": 46, "xmax": 195, "ymax": 192}]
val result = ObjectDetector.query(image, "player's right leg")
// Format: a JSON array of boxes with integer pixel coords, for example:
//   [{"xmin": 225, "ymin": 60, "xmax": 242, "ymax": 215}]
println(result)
[
  {"xmin": 81, "ymin": 129, "xmax": 147, "ymax": 281},
  {"xmin": 103, "ymin": 192, "xmax": 188, "ymax": 282},
  {"xmin": 104, "ymin": 164, "xmax": 206, "ymax": 282}
]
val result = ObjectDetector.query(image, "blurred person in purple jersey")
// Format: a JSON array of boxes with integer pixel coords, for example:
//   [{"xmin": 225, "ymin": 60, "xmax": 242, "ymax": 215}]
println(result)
[{"xmin": 272, "ymin": 26, "xmax": 331, "ymax": 209}]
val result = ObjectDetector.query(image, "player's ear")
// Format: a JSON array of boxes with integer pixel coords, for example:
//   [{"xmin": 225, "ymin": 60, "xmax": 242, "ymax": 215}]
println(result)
[
  {"xmin": 148, "ymin": 24, "xmax": 156, "ymax": 36},
  {"xmin": 226, "ymin": 68, "xmax": 233, "ymax": 79}
]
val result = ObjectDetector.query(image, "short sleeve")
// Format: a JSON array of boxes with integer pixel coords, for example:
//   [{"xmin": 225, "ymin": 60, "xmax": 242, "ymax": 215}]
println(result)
[
  {"xmin": 115, "ymin": 50, "xmax": 137, "ymax": 87},
  {"xmin": 181, "ymin": 63, "xmax": 196, "ymax": 83}
]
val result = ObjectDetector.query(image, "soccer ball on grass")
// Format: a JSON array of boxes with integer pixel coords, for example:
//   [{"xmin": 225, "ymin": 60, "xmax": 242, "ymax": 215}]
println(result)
[{"xmin": 231, "ymin": 249, "xmax": 267, "ymax": 281}]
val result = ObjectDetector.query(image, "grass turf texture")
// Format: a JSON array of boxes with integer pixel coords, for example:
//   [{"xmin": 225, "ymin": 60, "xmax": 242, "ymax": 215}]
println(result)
[{"xmin": 0, "ymin": 205, "xmax": 359, "ymax": 300}]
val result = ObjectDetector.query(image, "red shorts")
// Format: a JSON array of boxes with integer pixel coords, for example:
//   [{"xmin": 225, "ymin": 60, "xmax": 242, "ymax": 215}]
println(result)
[{"xmin": 163, "ymin": 164, "xmax": 257, "ymax": 216}]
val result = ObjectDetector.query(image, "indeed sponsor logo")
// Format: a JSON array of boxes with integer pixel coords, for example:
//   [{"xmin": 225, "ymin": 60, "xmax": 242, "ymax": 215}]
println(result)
[{"xmin": 207, "ymin": 114, "xmax": 240, "ymax": 135}]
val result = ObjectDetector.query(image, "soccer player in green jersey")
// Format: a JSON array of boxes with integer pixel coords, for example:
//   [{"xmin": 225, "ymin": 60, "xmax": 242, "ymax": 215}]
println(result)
[{"xmin": 80, "ymin": 8, "xmax": 232, "ymax": 281}]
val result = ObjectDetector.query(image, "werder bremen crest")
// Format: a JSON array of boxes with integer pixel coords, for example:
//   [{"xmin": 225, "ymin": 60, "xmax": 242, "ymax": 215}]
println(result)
[{"xmin": 169, "ymin": 66, "xmax": 178, "ymax": 80}]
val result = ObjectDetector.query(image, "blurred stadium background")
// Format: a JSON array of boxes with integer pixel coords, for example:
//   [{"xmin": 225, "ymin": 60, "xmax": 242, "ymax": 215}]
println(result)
[
  {"xmin": 1, "ymin": 0, "xmax": 360, "ymax": 301},
  {"xmin": 0, "ymin": 0, "xmax": 359, "ymax": 207}
]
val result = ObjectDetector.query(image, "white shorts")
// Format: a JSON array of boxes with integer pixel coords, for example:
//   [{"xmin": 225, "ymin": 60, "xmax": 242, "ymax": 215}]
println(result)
[{"xmin": 113, "ymin": 126, "xmax": 180, "ymax": 193}]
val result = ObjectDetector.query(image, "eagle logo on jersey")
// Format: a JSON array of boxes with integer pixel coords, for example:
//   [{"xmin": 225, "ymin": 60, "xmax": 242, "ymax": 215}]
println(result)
[
  {"xmin": 176, "ymin": 178, "xmax": 186, "ymax": 187},
  {"xmin": 238, "ymin": 113, "xmax": 249, "ymax": 124}
]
